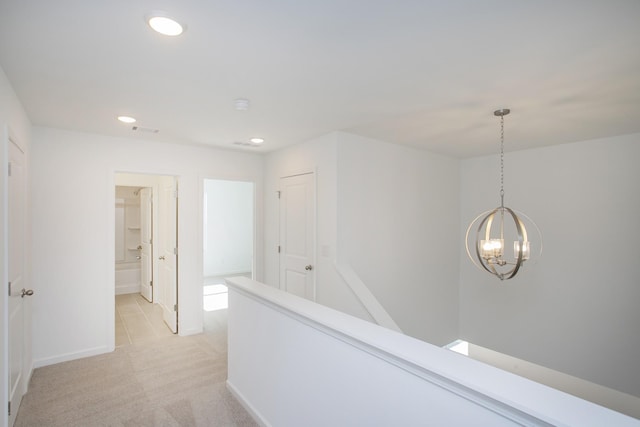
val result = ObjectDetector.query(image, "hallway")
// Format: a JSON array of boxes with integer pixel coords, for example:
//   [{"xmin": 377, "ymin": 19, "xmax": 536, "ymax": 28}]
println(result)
[{"xmin": 115, "ymin": 293, "xmax": 174, "ymax": 347}]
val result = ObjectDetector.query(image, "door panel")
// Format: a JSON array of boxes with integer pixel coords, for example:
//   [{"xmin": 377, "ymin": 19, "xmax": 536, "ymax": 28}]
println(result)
[
  {"xmin": 140, "ymin": 188, "xmax": 153, "ymax": 302},
  {"xmin": 159, "ymin": 177, "xmax": 178, "ymax": 333},
  {"xmin": 8, "ymin": 138, "xmax": 27, "ymax": 426},
  {"xmin": 279, "ymin": 173, "xmax": 315, "ymax": 300}
]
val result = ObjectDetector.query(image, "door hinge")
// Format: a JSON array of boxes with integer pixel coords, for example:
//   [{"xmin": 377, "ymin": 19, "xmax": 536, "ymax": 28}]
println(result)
[
  {"xmin": 8, "ymin": 401, "xmax": 10, "ymax": 416},
  {"xmin": 8, "ymin": 162, "xmax": 11, "ymax": 177},
  {"xmin": 173, "ymin": 189, "xmax": 178, "ymax": 198},
  {"xmin": 150, "ymin": 280, "xmax": 153, "ymax": 287},
  {"xmin": 277, "ymin": 245, "xmax": 281, "ymax": 253},
  {"xmin": 173, "ymin": 247, "xmax": 178, "ymax": 256},
  {"xmin": 8, "ymin": 281, "xmax": 11, "ymax": 297},
  {"xmin": 173, "ymin": 303, "xmax": 178, "ymax": 312},
  {"xmin": 277, "ymin": 190, "xmax": 281, "ymax": 199}
]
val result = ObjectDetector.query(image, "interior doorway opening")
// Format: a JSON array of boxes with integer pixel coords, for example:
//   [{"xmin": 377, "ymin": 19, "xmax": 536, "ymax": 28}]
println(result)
[
  {"xmin": 114, "ymin": 173, "xmax": 178, "ymax": 347},
  {"xmin": 202, "ymin": 179, "xmax": 254, "ymax": 327}
]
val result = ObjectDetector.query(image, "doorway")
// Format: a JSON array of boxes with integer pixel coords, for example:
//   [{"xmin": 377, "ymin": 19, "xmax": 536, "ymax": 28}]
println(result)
[
  {"xmin": 202, "ymin": 179, "xmax": 254, "ymax": 331},
  {"xmin": 114, "ymin": 173, "xmax": 178, "ymax": 346}
]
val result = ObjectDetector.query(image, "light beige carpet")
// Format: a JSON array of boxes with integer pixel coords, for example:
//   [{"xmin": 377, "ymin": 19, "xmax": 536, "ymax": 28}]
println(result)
[{"xmin": 15, "ymin": 333, "xmax": 258, "ymax": 426}]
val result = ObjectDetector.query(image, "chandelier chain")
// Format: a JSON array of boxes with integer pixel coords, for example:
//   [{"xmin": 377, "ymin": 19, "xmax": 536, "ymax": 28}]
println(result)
[{"xmin": 500, "ymin": 114, "xmax": 504, "ymax": 207}]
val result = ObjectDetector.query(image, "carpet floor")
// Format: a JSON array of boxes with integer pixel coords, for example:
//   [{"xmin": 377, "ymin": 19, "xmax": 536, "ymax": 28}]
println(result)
[{"xmin": 15, "ymin": 311, "xmax": 258, "ymax": 427}]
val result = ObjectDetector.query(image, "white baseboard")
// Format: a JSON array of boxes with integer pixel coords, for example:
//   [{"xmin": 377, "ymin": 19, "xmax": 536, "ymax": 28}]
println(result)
[
  {"xmin": 115, "ymin": 284, "xmax": 140, "ymax": 295},
  {"xmin": 33, "ymin": 345, "xmax": 111, "ymax": 368},
  {"xmin": 226, "ymin": 380, "xmax": 271, "ymax": 427},
  {"xmin": 178, "ymin": 326, "xmax": 203, "ymax": 337}
]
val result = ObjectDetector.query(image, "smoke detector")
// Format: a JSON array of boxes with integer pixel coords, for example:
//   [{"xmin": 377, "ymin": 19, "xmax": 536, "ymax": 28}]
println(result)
[{"xmin": 234, "ymin": 98, "xmax": 250, "ymax": 111}]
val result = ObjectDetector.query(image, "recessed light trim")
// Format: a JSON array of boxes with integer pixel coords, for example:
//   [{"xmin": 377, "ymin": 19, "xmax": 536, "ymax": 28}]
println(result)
[
  {"xmin": 117, "ymin": 116, "xmax": 136, "ymax": 124},
  {"xmin": 250, "ymin": 137, "xmax": 265, "ymax": 144},
  {"xmin": 146, "ymin": 12, "xmax": 185, "ymax": 36}
]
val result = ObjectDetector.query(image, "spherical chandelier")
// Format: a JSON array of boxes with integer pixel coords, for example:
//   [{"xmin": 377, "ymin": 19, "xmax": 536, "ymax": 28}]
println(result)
[{"xmin": 465, "ymin": 109, "xmax": 542, "ymax": 280}]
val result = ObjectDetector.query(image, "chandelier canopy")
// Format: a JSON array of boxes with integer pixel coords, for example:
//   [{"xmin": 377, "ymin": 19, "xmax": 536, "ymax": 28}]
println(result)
[{"xmin": 465, "ymin": 109, "xmax": 542, "ymax": 280}]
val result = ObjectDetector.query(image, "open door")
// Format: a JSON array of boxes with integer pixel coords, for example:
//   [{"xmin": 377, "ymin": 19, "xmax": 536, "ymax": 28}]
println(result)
[
  {"xmin": 159, "ymin": 176, "xmax": 178, "ymax": 332},
  {"xmin": 279, "ymin": 173, "xmax": 315, "ymax": 300},
  {"xmin": 139, "ymin": 188, "xmax": 153, "ymax": 302}
]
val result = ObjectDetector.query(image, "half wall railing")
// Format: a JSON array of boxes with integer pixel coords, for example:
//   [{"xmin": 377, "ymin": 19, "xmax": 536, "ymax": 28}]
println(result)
[{"xmin": 225, "ymin": 277, "xmax": 637, "ymax": 427}]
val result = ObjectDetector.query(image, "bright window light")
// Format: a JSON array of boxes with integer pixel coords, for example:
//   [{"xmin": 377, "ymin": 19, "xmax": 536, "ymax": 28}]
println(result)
[
  {"xmin": 203, "ymin": 284, "xmax": 228, "ymax": 311},
  {"xmin": 445, "ymin": 339, "xmax": 469, "ymax": 356}
]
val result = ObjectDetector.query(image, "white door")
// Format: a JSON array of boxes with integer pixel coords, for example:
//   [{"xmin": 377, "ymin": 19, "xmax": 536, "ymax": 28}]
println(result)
[
  {"xmin": 159, "ymin": 177, "xmax": 178, "ymax": 333},
  {"xmin": 8, "ymin": 138, "xmax": 31, "ymax": 426},
  {"xmin": 279, "ymin": 173, "xmax": 315, "ymax": 300},
  {"xmin": 139, "ymin": 188, "xmax": 153, "ymax": 302}
]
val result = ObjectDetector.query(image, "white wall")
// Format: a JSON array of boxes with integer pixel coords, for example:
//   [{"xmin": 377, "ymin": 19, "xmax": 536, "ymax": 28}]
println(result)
[
  {"xmin": 0, "ymin": 65, "xmax": 32, "ymax": 427},
  {"xmin": 264, "ymin": 131, "xmax": 460, "ymax": 344},
  {"xmin": 466, "ymin": 342, "xmax": 640, "ymax": 419},
  {"xmin": 459, "ymin": 133, "xmax": 640, "ymax": 397},
  {"xmin": 264, "ymin": 132, "xmax": 374, "ymax": 322},
  {"xmin": 203, "ymin": 179, "xmax": 253, "ymax": 277},
  {"xmin": 337, "ymin": 133, "xmax": 460, "ymax": 345},
  {"xmin": 30, "ymin": 126, "xmax": 263, "ymax": 366}
]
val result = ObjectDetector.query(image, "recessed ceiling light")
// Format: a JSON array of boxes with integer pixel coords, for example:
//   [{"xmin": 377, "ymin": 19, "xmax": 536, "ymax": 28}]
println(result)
[
  {"xmin": 250, "ymin": 137, "xmax": 264, "ymax": 144},
  {"xmin": 117, "ymin": 116, "xmax": 136, "ymax": 124},
  {"xmin": 146, "ymin": 12, "xmax": 185, "ymax": 36}
]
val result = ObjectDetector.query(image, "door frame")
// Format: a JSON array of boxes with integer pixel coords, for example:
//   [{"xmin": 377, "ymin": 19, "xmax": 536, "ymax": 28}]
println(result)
[
  {"xmin": 1, "ymin": 124, "xmax": 7, "ymax": 427},
  {"xmin": 108, "ymin": 172, "xmax": 180, "ymax": 349}
]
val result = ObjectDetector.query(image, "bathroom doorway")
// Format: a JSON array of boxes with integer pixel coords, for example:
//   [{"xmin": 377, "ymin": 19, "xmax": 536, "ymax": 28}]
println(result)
[
  {"xmin": 114, "ymin": 173, "xmax": 178, "ymax": 346},
  {"xmin": 202, "ymin": 179, "xmax": 254, "ymax": 331}
]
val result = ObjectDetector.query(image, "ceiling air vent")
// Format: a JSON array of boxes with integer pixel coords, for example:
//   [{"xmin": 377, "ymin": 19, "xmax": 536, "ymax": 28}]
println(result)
[
  {"xmin": 131, "ymin": 126, "xmax": 159, "ymax": 134},
  {"xmin": 232, "ymin": 141, "xmax": 261, "ymax": 147}
]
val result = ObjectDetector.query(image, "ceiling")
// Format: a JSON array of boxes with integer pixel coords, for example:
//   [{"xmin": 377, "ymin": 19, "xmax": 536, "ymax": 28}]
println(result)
[{"xmin": 1, "ymin": 0, "xmax": 639, "ymax": 158}]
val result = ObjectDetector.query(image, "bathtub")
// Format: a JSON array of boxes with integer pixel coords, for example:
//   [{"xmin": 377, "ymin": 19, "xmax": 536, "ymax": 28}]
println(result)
[{"xmin": 115, "ymin": 262, "xmax": 141, "ymax": 295}]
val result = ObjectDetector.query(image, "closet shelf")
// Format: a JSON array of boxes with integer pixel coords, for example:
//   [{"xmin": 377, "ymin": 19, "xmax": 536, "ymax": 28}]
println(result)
[{"xmin": 127, "ymin": 226, "xmax": 141, "ymax": 230}]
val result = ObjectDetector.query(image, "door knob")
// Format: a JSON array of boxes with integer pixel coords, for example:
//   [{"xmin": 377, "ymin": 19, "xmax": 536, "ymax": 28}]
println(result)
[
  {"xmin": 159, "ymin": 256, "xmax": 165, "ymax": 260},
  {"xmin": 305, "ymin": 265, "xmax": 313, "ymax": 271},
  {"xmin": 21, "ymin": 289, "xmax": 34, "ymax": 298}
]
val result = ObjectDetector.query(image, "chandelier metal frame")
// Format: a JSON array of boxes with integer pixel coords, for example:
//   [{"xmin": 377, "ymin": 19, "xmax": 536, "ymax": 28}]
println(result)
[{"xmin": 465, "ymin": 108, "xmax": 541, "ymax": 280}]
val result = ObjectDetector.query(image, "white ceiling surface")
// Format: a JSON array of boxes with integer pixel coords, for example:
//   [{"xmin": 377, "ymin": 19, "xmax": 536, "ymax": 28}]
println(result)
[{"xmin": 0, "ymin": 1, "xmax": 639, "ymax": 158}]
